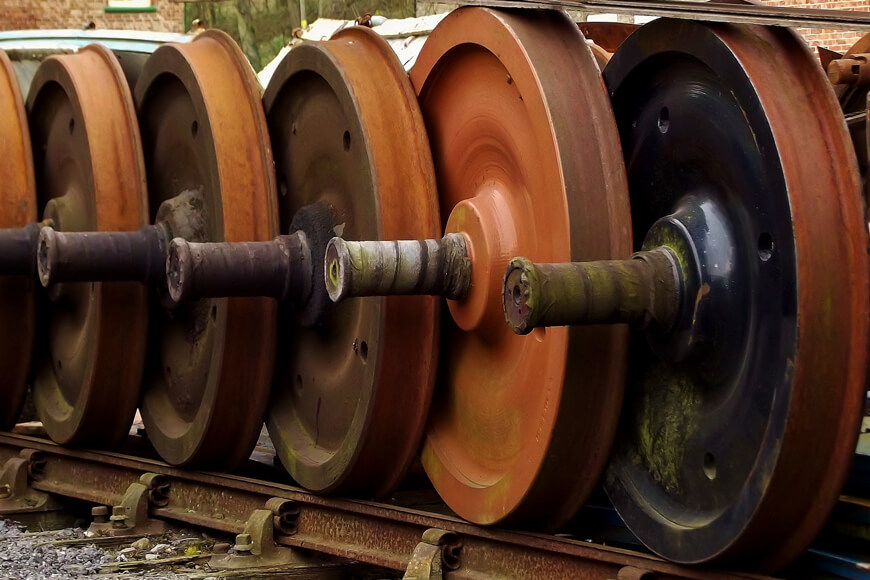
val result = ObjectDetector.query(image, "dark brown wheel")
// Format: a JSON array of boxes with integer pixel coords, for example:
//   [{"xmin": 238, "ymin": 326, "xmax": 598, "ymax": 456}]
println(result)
[
  {"xmin": 0, "ymin": 49, "xmax": 37, "ymax": 430},
  {"xmin": 410, "ymin": 7, "xmax": 632, "ymax": 528},
  {"xmin": 603, "ymin": 19, "xmax": 869, "ymax": 570},
  {"xmin": 27, "ymin": 44, "xmax": 149, "ymax": 447},
  {"xmin": 135, "ymin": 31, "xmax": 279, "ymax": 469},
  {"xmin": 264, "ymin": 27, "xmax": 440, "ymax": 497}
]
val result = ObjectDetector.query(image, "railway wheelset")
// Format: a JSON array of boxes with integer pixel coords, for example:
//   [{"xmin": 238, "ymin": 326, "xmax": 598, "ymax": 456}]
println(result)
[{"xmin": 0, "ymin": 5, "xmax": 867, "ymax": 574}]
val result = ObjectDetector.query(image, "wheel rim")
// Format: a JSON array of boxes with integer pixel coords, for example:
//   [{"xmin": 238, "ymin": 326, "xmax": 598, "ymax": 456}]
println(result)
[
  {"xmin": 265, "ymin": 27, "xmax": 440, "ymax": 497},
  {"xmin": 28, "ymin": 44, "xmax": 149, "ymax": 447},
  {"xmin": 0, "ymin": 49, "xmax": 37, "ymax": 430},
  {"xmin": 410, "ymin": 7, "xmax": 632, "ymax": 528},
  {"xmin": 603, "ymin": 19, "xmax": 869, "ymax": 569},
  {"xmin": 135, "ymin": 30, "xmax": 279, "ymax": 468}
]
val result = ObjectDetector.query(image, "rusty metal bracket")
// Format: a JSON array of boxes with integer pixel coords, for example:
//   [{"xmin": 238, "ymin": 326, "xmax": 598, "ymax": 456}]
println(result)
[
  {"xmin": 87, "ymin": 473, "xmax": 167, "ymax": 537},
  {"xmin": 403, "ymin": 528, "xmax": 462, "ymax": 580},
  {"xmin": 210, "ymin": 497, "xmax": 316, "ymax": 570},
  {"xmin": 0, "ymin": 449, "xmax": 63, "ymax": 514}
]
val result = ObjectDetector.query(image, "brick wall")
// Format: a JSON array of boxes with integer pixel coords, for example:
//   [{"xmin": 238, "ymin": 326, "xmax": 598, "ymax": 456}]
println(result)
[
  {"xmin": 762, "ymin": 0, "xmax": 867, "ymax": 53},
  {"xmin": 0, "ymin": 0, "xmax": 184, "ymax": 33}
]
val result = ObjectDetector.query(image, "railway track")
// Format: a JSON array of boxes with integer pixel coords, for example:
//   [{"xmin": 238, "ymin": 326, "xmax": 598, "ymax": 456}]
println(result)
[
  {"xmin": 0, "ymin": 432, "xmax": 765, "ymax": 579},
  {"xmin": 0, "ymin": 2, "xmax": 869, "ymax": 577}
]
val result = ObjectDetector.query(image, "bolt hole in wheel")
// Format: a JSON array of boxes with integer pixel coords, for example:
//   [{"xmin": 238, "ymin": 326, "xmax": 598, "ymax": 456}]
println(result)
[
  {"xmin": 757, "ymin": 232, "xmax": 774, "ymax": 261},
  {"xmin": 512, "ymin": 283, "xmax": 522, "ymax": 306},
  {"xmin": 67, "ymin": 117, "xmax": 74, "ymax": 134},
  {"xmin": 703, "ymin": 452, "xmax": 716, "ymax": 481},
  {"xmin": 657, "ymin": 106, "xmax": 669, "ymax": 133},
  {"xmin": 342, "ymin": 130, "xmax": 351, "ymax": 151},
  {"xmin": 190, "ymin": 120, "xmax": 198, "ymax": 138}
]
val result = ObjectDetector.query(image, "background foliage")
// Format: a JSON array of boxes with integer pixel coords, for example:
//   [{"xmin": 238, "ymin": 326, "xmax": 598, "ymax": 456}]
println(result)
[{"xmin": 185, "ymin": 0, "xmax": 416, "ymax": 70}]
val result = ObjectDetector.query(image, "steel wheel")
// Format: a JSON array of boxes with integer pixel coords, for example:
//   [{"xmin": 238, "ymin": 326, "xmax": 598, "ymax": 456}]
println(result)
[
  {"xmin": 410, "ymin": 7, "xmax": 632, "ymax": 528},
  {"xmin": 603, "ymin": 20, "xmax": 869, "ymax": 569},
  {"xmin": 578, "ymin": 22, "xmax": 639, "ymax": 70},
  {"xmin": 135, "ymin": 31, "xmax": 279, "ymax": 469},
  {"xmin": 0, "ymin": 49, "xmax": 37, "ymax": 430},
  {"xmin": 28, "ymin": 45, "xmax": 149, "ymax": 447},
  {"xmin": 265, "ymin": 27, "xmax": 440, "ymax": 497}
]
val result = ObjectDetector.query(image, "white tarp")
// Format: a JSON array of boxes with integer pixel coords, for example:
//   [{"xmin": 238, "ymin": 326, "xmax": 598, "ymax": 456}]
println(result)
[{"xmin": 257, "ymin": 13, "xmax": 447, "ymax": 88}]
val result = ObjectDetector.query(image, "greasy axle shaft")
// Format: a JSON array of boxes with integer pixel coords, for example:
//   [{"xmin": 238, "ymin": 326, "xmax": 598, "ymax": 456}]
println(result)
[
  {"xmin": 166, "ymin": 233, "xmax": 312, "ymax": 303},
  {"xmin": 324, "ymin": 233, "xmax": 471, "ymax": 302},
  {"xmin": 37, "ymin": 225, "xmax": 167, "ymax": 287},
  {"xmin": 0, "ymin": 223, "xmax": 46, "ymax": 277},
  {"xmin": 36, "ymin": 188, "xmax": 205, "ymax": 289},
  {"xmin": 502, "ymin": 249, "xmax": 682, "ymax": 335}
]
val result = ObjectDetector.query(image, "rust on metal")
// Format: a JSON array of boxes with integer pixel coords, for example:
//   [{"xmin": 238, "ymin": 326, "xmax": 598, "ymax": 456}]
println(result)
[
  {"xmin": 408, "ymin": 6, "xmax": 632, "ymax": 529},
  {"xmin": 577, "ymin": 21, "xmax": 639, "ymax": 52},
  {"xmin": 827, "ymin": 53, "xmax": 870, "ymax": 85},
  {"xmin": 27, "ymin": 43, "xmax": 149, "ymax": 448},
  {"xmin": 264, "ymin": 26, "xmax": 440, "ymax": 499},
  {"xmin": 0, "ymin": 433, "xmax": 768, "ymax": 580},
  {"xmin": 0, "ymin": 49, "xmax": 38, "ymax": 431},
  {"xmin": 449, "ymin": 0, "xmax": 870, "ymax": 31},
  {"xmin": 134, "ymin": 30, "xmax": 279, "ymax": 469}
]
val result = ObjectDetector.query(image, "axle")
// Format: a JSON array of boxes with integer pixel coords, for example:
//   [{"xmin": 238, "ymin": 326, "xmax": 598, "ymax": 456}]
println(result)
[
  {"xmin": 166, "ymin": 233, "xmax": 312, "ymax": 303},
  {"xmin": 35, "ymin": 189, "xmax": 205, "ymax": 289},
  {"xmin": 0, "ymin": 222, "xmax": 48, "ymax": 277},
  {"xmin": 324, "ymin": 233, "xmax": 471, "ymax": 302},
  {"xmin": 827, "ymin": 53, "xmax": 870, "ymax": 85},
  {"xmin": 501, "ymin": 249, "xmax": 682, "ymax": 335},
  {"xmin": 38, "ymin": 225, "xmax": 167, "ymax": 286}
]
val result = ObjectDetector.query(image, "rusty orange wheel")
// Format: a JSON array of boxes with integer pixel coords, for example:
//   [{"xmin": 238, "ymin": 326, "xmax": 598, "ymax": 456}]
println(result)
[
  {"xmin": 603, "ymin": 20, "xmax": 869, "ymax": 569},
  {"xmin": 410, "ymin": 7, "xmax": 632, "ymax": 528},
  {"xmin": 0, "ymin": 49, "xmax": 37, "ymax": 430},
  {"xmin": 578, "ymin": 22, "xmax": 638, "ymax": 71},
  {"xmin": 135, "ymin": 31, "xmax": 279, "ymax": 469},
  {"xmin": 265, "ymin": 27, "xmax": 440, "ymax": 497},
  {"xmin": 28, "ymin": 44, "xmax": 149, "ymax": 447}
]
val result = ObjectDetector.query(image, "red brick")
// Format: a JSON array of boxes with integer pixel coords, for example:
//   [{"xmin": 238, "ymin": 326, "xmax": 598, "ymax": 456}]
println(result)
[
  {"xmin": 764, "ymin": 0, "xmax": 869, "ymax": 52},
  {"xmin": 0, "ymin": 0, "xmax": 183, "ymax": 33}
]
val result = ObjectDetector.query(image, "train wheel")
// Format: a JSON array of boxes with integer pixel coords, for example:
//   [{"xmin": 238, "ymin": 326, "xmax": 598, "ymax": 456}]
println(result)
[
  {"xmin": 0, "ymin": 50, "xmax": 37, "ymax": 430},
  {"xmin": 406, "ymin": 7, "xmax": 632, "ymax": 528},
  {"xmin": 27, "ymin": 45, "xmax": 148, "ymax": 447},
  {"xmin": 135, "ymin": 31, "xmax": 279, "ymax": 468},
  {"xmin": 264, "ymin": 27, "xmax": 440, "ymax": 497},
  {"xmin": 601, "ymin": 20, "xmax": 869, "ymax": 569}
]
